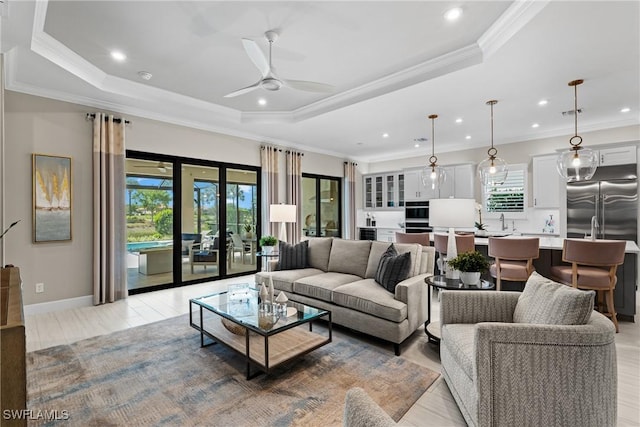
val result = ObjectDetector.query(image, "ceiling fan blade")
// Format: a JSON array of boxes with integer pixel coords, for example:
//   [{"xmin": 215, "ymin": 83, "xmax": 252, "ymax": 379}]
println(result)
[
  {"xmin": 223, "ymin": 81, "xmax": 262, "ymax": 98},
  {"xmin": 241, "ymin": 38, "xmax": 269, "ymax": 77},
  {"xmin": 283, "ymin": 79, "xmax": 335, "ymax": 93}
]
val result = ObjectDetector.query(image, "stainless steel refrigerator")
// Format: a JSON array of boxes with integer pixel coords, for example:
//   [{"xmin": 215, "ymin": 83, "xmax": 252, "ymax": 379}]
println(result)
[{"xmin": 567, "ymin": 164, "xmax": 638, "ymax": 241}]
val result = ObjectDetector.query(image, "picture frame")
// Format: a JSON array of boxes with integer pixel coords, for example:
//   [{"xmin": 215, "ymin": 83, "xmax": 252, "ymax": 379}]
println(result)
[{"xmin": 32, "ymin": 154, "xmax": 72, "ymax": 242}]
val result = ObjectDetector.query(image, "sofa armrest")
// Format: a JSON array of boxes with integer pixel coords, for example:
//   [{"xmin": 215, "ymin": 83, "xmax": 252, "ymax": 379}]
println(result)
[
  {"xmin": 440, "ymin": 290, "xmax": 520, "ymax": 325},
  {"xmin": 395, "ymin": 273, "xmax": 430, "ymax": 329},
  {"xmin": 343, "ymin": 387, "xmax": 396, "ymax": 427},
  {"xmin": 473, "ymin": 313, "xmax": 616, "ymax": 427}
]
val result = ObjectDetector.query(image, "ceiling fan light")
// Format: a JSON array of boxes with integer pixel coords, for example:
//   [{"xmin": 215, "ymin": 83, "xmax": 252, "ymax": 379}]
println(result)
[
  {"xmin": 556, "ymin": 147, "xmax": 598, "ymax": 183},
  {"xmin": 261, "ymin": 77, "xmax": 282, "ymax": 91}
]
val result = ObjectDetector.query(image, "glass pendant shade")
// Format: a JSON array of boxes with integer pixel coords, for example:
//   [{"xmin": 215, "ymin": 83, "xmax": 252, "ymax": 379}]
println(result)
[
  {"xmin": 421, "ymin": 113, "xmax": 446, "ymax": 190},
  {"xmin": 556, "ymin": 147, "xmax": 598, "ymax": 183},
  {"xmin": 557, "ymin": 79, "xmax": 598, "ymax": 182},
  {"xmin": 477, "ymin": 156, "xmax": 508, "ymax": 186},
  {"xmin": 421, "ymin": 165, "xmax": 447, "ymax": 189},
  {"xmin": 477, "ymin": 100, "xmax": 508, "ymax": 186}
]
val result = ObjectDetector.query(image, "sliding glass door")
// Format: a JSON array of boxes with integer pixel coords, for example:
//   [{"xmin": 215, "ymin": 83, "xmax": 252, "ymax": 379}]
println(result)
[
  {"xmin": 302, "ymin": 174, "xmax": 342, "ymax": 238},
  {"xmin": 126, "ymin": 151, "xmax": 260, "ymax": 293}
]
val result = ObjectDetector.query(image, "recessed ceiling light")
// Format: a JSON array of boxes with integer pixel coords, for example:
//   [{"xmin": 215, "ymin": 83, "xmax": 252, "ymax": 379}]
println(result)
[
  {"xmin": 620, "ymin": 107, "xmax": 631, "ymax": 113},
  {"xmin": 110, "ymin": 50, "xmax": 126, "ymax": 62},
  {"xmin": 414, "ymin": 143, "xmax": 420, "ymax": 148},
  {"xmin": 538, "ymin": 99, "xmax": 548, "ymax": 106},
  {"xmin": 382, "ymin": 133, "xmax": 389, "ymax": 138},
  {"xmin": 532, "ymin": 123, "xmax": 540, "ymax": 128},
  {"xmin": 444, "ymin": 7, "xmax": 463, "ymax": 21},
  {"xmin": 137, "ymin": 71, "xmax": 152, "ymax": 80},
  {"xmin": 258, "ymin": 98, "xmax": 267, "ymax": 106},
  {"xmin": 455, "ymin": 118, "xmax": 463, "ymax": 124},
  {"xmin": 465, "ymin": 135, "xmax": 471, "ymax": 140}
]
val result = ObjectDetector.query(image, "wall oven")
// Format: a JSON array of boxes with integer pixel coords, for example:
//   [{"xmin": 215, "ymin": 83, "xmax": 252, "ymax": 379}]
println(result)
[{"xmin": 405, "ymin": 201, "xmax": 432, "ymax": 233}]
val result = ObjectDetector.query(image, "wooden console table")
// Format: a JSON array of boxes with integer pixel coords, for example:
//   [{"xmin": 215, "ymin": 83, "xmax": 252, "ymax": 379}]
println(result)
[{"xmin": 1, "ymin": 267, "xmax": 26, "ymax": 426}]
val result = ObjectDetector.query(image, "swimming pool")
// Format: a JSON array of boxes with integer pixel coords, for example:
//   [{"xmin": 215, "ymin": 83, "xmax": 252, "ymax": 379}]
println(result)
[{"xmin": 127, "ymin": 240, "xmax": 173, "ymax": 252}]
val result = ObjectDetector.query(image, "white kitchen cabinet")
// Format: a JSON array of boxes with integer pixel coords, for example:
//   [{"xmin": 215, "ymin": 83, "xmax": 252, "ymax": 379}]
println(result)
[
  {"xmin": 376, "ymin": 228, "xmax": 401, "ymax": 242},
  {"xmin": 404, "ymin": 169, "xmax": 428, "ymax": 201},
  {"xmin": 532, "ymin": 155, "xmax": 561, "ymax": 208},
  {"xmin": 599, "ymin": 145, "xmax": 637, "ymax": 166},
  {"xmin": 424, "ymin": 164, "xmax": 474, "ymax": 199},
  {"xmin": 363, "ymin": 172, "xmax": 404, "ymax": 209}
]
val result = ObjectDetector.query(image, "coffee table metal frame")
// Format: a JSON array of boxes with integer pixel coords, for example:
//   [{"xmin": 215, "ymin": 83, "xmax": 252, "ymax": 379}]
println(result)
[
  {"xmin": 424, "ymin": 275, "xmax": 495, "ymax": 344},
  {"xmin": 189, "ymin": 289, "xmax": 332, "ymax": 379}
]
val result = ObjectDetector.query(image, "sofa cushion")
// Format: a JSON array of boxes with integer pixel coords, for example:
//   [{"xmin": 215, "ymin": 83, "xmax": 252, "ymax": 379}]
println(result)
[
  {"xmin": 307, "ymin": 237, "xmax": 333, "ymax": 272},
  {"xmin": 328, "ymin": 239, "xmax": 372, "ymax": 278},
  {"xmin": 441, "ymin": 323, "xmax": 476, "ymax": 379},
  {"xmin": 276, "ymin": 240, "xmax": 308, "ymax": 270},
  {"xmin": 513, "ymin": 272, "xmax": 595, "ymax": 325},
  {"xmin": 332, "ymin": 279, "xmax": 407, "ymax": 323},
  {"xmin": 293, "ymin": 272, "xmax": 361, "ymax": 303},
  {"xmin": 365, "ymin": 241, "xmax": 421, "ymax": 279},
  {"xmin": 255, "ymin": 268, "xmax": 323, "ymax": 293},
  {"xmin": 375, "ymin": 244, "xmax": 412, "ymax": 292}
]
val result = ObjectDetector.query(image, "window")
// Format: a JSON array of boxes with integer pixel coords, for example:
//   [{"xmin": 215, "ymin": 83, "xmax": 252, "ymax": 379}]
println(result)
[
  {"xmin": 302, "ymin": 174, "xmax": 342, "ymax": 237},
  {"xmin": 482, "ymin": 164, "xmax": 527, "ymax": 218}
]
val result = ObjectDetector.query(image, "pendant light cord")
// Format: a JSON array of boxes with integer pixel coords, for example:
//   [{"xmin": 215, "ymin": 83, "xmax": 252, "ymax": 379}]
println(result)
[
  {"xmin": 486, "ymin": 100, "xmax": 498, "ymax": 158},
  {"xmin": 428, "ymin": 114, "xmax": 438, "ymax": 166},
  {"xmin": 568, "ymin": 79, "xmax": 584, "ymax": 147}
]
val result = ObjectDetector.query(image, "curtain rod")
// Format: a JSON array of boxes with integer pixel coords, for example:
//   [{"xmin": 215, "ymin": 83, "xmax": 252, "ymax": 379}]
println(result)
[{"xmin": 86, "ymin": 113, "xmax": 130, "ymax": 124}]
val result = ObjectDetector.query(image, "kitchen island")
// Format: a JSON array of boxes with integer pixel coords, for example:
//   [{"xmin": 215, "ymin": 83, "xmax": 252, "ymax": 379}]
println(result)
[{"xmin": 472, "ymin": 236, "xmax": 639, "ymax": 321}]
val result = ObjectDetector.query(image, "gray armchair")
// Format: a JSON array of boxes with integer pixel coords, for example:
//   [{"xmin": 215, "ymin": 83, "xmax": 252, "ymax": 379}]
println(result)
[{"xmin": 439, "ymin": 272, "xmax": 617, "ymax": 427}]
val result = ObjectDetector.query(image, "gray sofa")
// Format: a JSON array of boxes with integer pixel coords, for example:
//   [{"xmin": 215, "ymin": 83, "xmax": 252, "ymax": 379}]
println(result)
[
  {"xmin": 255, "ymin": 237, "xmax": 435, "ymax": 355},
  {"xmin": 440, "ymin": 272, "xmax": 617, "ymax": 427}
]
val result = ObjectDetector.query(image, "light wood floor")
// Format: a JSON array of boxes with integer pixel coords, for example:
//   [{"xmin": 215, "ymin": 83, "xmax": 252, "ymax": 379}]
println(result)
[{"xmin": 25, "ymin": 275, "xmax": 640, "ymax": 426}]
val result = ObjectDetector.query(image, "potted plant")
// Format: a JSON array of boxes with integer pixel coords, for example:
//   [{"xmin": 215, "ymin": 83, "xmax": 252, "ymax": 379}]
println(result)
[
  {"xmin": 243, "ymin": 222, "xmax": 253, "ymax": 239},
  {"xmin": 259, "ymin": 235, "xmax": 278, "ymax": 254},
  {"xmin": 447, "ymin": 250, "xmax": 490, "ymax": 286},
  {"xmin": 475, "ymin": 203, "xmax": 487, "ymax": 236}
]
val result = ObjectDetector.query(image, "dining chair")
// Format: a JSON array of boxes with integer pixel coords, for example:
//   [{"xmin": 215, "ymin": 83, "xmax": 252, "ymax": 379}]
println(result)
[
  {"xmin": 550, "ymin": 238, "xmax": 626, "ymax": 332},
  {"xmin": 394, "ymin": 232, "xmax": 430, "ymax": 246},
  {"xmin": 488, "ymin": 237, "xmax": 540, "ymax": 291},
  {"xmin": 433, "ymin": 233, "xmax": 475, "ymax": 275}
]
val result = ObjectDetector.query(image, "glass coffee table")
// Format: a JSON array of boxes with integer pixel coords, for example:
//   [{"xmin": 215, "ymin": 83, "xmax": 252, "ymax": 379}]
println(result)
[
  {"xmin": 189, "ymin": 284, "xmax": 332, "ymax": 379},
  {"xmin": 424, "ymin": 275, "xmax": 495, "ymax": 344}
]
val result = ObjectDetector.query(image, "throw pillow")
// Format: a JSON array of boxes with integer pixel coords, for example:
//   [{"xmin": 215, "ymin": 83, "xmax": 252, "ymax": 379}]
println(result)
[
  {"xmin": 276, "ymin": 240, "xmax": 309, "ymax": 270},
  {"xmin": 375, "ymin": 244, "xmax": 412, "ymax": 293},
  {"xmin": 513, "ymin": 271, "xmax": 595, "ymax": 325}
]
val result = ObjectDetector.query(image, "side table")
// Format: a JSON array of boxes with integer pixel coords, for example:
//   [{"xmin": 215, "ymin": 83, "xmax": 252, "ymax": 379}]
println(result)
[
  {"xmin": 424, "ymin": 275, "xmax": 495, "ymax": 344},
  {"xmin": 256, "ymin": 251, "xmax": 279, "ymax": 272}
]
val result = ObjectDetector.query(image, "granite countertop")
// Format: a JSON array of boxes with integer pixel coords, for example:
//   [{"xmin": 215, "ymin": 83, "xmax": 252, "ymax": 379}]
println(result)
[{"xmin": 473, "ymin": 236, "xmax": 640, "ymax": 254}]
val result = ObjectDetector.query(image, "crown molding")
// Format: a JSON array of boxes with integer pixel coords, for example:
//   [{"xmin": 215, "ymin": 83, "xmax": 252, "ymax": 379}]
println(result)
[{"xmin": 478, "ymin": 0, "xmax": 550, "ymax": 58}]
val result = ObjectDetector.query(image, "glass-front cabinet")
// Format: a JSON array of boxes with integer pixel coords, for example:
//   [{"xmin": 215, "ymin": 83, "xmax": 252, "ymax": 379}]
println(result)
[{"xmin": 363, "ymin": 172, "xmax": 404, "ymax": 210}]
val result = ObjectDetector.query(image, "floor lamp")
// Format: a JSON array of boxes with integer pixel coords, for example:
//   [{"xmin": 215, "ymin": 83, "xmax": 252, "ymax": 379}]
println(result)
[
  {"xmin": 429, "ymin": 199, "xmax": 476, "ymax": 279},
  {"xmin": 269, "ymin": 204, "xmax": 297, "ymax": 243}
]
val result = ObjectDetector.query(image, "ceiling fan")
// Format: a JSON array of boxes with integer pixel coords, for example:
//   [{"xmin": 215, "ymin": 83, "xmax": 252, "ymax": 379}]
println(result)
[
  {"xmin": 134, "ymin": 162, "xmax": 172, "ymax": 173},
  {"xmin": 224, "ymin": 30, "xmax": 335, "ymax": 98}
]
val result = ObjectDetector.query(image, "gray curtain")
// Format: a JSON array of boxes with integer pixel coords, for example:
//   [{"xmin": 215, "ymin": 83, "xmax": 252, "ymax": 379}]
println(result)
[
  {"xmin": 344, "ymin": 161, "xmax": 357, "ymax": 239},
  {"xmin": 286, "ymin": 150, "xmax": 303, "ymax": 244},
  {"xmin": 92, "ymin": 114, "xmax": 127, "ymax": 304},
  {"xmin": 260, "ymin": 146, "xmax": 280, "ymax": 237}
]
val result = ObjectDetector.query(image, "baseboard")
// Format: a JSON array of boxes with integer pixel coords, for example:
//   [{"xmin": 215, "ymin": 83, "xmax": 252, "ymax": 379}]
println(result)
[{"xmin": 24, "ymin": 295, "xmax": 93, "ymax": 316}]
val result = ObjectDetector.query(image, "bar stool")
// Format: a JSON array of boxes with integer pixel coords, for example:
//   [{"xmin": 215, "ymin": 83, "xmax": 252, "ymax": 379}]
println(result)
[
  {"xmin": 434, "ymin": 233, "xmax": 475, "ymax": 275},
  {"xmin": 550, "ymin": 239, "xmax": 626, "ymax": 332},
  {"xmin": 395, "ymin": 231, "xmax": 430, "ymax": 246},
  {"xmin": 488, "ymin": 237, "xmax": 539, "ymax": 291}
]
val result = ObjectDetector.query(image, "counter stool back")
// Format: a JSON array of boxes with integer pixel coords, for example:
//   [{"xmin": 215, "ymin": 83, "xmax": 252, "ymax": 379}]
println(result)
[{"xmin": 488, "ymin": 237, "xmax": 539, "ymax": 291}]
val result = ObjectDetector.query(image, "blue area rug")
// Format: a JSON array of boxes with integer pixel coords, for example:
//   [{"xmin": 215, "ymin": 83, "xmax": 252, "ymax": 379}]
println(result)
[{"xmin": 27, "ymin": 314, "xmax": 438, "ymax": 426}]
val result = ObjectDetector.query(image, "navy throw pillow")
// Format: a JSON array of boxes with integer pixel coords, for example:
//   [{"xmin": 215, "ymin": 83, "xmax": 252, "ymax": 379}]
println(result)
[{"xmin": 375, "ymin": 244, "xmax": 411, "ymax": 292}]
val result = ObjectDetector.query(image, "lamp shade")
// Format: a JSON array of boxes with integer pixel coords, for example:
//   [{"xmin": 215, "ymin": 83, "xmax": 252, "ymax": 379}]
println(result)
[
  {"xmin": 269, "ymin": 204, "xmax": 297, "ymax": 223},
  {"xmin": 430, "ymin": 199, "xmax": 475, "ymax": 229}
]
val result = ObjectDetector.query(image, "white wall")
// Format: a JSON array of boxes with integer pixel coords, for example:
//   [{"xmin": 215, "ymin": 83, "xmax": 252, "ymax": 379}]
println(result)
[{"xmin": 3, "ymin": 91, "xmax": 346, "ymax": 305}]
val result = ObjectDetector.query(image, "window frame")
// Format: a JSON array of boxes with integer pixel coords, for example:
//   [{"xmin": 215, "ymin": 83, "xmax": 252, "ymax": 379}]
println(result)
[{"xmin": 481, "ymin": 163, "xmax": 528, "ymax": 220}]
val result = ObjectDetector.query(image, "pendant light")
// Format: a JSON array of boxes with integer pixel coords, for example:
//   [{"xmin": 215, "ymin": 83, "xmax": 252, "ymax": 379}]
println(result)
[
  {"xmin": 556, "ymin": 79, "xmax": 598, "ymax": 182},
  {"xmin": 477, "ymin": 100, "xmax": 508, "ymax": 186},
  {"xmin": 421, "ymin": 114, "xmax": 446, "ymax": 190}
]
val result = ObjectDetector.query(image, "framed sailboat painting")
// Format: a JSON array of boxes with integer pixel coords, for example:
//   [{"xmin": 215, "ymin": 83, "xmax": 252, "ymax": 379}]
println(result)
[{"xmin": 32, "ymin": 154, "xmax": 72, "ymax": 242}]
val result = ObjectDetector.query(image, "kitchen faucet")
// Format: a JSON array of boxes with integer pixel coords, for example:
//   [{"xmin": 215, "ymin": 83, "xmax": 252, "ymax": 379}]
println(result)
[
  {"xmin": 590, "ymin": 215, "xmax": 599, "ymax": 240},
  {"xmin": 499, "ymin": 213, "xmax": 508, "ymax": 231}
]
